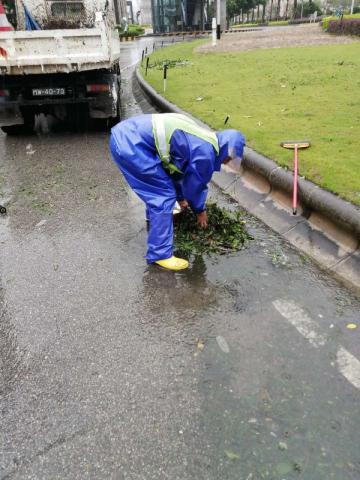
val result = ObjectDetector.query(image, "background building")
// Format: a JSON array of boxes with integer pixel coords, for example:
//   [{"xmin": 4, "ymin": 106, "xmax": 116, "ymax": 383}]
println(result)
[
  {"xmin": 151, "ymin": 0, "xmax": 226, "ymax": 33},
  {"xmin": 128, "ymin": 0, "xmax": 152, "ymax": 24}
]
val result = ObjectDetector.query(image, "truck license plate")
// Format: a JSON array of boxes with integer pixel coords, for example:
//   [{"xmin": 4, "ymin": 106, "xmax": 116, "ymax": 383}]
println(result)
[{"xmin": 32, "ymin": 88, "xmax": 66, "ymax": 97}]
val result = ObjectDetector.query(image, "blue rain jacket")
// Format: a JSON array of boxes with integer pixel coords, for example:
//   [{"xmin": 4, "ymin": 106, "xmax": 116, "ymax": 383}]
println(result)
[{"xmin": 109, "ymin": 114, "xmax": 245, "ymax": 263}]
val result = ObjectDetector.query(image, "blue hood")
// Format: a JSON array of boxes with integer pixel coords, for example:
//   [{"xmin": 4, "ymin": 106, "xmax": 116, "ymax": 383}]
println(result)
[{"xmin": 215, "ymin": 130, "xmax": 246, "ymax": 170}]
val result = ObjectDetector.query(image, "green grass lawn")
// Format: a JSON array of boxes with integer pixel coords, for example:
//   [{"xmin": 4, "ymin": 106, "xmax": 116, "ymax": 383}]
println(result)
[
  {"xmin": 142, "ymin": 40, "xmax": 360, "ymax": 205},
  {"xmin": 232, "ymin": 20, "xmax": 290, "ymax": 27}
]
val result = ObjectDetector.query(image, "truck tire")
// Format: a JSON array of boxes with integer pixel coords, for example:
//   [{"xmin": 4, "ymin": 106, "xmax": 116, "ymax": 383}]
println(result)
[{"xmin": 67, "ymin": 105, "xmax": 89, "ymax": 132}]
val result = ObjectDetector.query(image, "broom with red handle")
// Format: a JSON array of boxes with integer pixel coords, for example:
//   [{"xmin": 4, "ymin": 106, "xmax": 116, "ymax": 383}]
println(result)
[{"xmin": 280, "ymin": 141, "xmax": 311, "ymax": 215}]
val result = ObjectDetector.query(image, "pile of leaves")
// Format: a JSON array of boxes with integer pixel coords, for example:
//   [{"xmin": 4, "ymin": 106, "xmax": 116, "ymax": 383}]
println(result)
[{"xmin": 174, "ymin": 203, "xmax": 251, "ymax": 257}]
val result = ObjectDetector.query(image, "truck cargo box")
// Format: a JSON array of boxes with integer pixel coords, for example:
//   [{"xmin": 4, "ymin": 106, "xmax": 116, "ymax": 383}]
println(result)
[{"xmin": 0, "ymin": 14, "xmax": 120, "ymax": 75}]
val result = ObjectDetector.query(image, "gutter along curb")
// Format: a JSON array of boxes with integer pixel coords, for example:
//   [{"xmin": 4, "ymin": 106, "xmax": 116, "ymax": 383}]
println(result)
[{"xmin": 136, "ymin": 67, "xmax": 360, "ymax": 294}]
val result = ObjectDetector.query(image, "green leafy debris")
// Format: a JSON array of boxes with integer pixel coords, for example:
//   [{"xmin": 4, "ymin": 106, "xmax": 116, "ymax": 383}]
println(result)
[
  {"xmin": 174, "ymin": 203, "xmax": 251, "ymax": 257},
  {"xmin": 224, "ymin": 449, "xmax": 241, "ymax": 460}
]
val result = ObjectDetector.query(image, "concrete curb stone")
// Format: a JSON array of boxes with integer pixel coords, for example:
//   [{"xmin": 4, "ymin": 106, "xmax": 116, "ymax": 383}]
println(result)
[{"xmin": 135, "ymin": 67, "xmax": 360, "ymax": 294}]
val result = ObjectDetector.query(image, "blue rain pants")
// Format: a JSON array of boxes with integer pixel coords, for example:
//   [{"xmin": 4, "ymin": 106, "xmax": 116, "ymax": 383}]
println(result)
[{"xmin": 109, "ymin": 125, "xmax": 176, "ymax": 263}]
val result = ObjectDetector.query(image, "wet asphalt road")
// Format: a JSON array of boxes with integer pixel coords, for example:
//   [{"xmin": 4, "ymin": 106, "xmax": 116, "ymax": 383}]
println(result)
[{"xmin": 1, "ymin": 38, "xmax": 360, "ymax": 480}]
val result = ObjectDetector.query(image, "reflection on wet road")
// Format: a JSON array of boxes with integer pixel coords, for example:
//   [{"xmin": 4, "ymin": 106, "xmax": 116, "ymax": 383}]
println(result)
[{"xmin": 0, "ymin": 38, "xmax": 359, "ymax": 479}]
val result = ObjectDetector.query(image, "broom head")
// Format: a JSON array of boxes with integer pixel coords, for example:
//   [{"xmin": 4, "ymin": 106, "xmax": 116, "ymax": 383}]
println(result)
[{"xmin": 280, "ymin": 140, "xmax": 311, "ymax": 149}]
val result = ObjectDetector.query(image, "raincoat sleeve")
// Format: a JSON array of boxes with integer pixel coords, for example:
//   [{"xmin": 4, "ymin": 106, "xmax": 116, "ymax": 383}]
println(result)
[
  {"xmin": 169, "ymin": 131, "xmax": 216, "ymax": 214},
  {"xmin": 172, "ymin": 175, "xmax": 185, "ymax": 202},
  {"xmin": 182, "ymin": 162, "xmax": 211, "ymax": 213}
]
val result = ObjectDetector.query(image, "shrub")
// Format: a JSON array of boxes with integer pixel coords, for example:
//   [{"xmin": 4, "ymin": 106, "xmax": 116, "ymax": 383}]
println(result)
[
  {"xmin": 288, "ymin": 18, "xmax": 321, "ymax": 24},
  {"xmin": 322, "ymin": 13, "xmax": 360, "ymax": 30},
  {"xmin": 231, "ymin": 22, "xmax": 262, "ymax": 28},
  {"xmin": 116, "ymin": 24, "xmax": 145, "ymax": 37},
  {"xmin": 268, "ymin": 20, "xmax": 289, "ymax": 26},
  {"xmin": 128, "ymin": 24, "xmax": 145, "ymax": 35},
  {"xmin": 321, "ymin": 16, "xmax": 331, "ymax": 29},
  {"xmin": 328, "ymin": 18, "xmax": 360, "ymax": 36}
]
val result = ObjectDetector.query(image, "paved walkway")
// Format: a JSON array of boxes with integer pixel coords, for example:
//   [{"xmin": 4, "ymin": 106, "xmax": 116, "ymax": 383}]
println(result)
[{"xmin": 198, "ymin": 23, "xmax": 359, "ymax": 53}]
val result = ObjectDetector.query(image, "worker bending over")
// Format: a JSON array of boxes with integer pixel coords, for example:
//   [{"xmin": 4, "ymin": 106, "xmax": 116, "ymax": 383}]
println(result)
[{"xmin": 109, "ymin": 113, "xmax": 245, "ymax": 271}]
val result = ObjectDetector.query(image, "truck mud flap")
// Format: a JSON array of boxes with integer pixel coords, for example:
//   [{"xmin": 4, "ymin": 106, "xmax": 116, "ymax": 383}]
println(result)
[{"xmin": 88, "ymin": 74, "xmax": 119, "ymax": 120}]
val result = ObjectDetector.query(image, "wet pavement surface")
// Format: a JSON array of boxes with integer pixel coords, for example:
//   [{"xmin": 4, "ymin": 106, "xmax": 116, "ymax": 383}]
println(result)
[{"xmin": 0, "ymin": 38, "xmax": 360, "ymax": 480}]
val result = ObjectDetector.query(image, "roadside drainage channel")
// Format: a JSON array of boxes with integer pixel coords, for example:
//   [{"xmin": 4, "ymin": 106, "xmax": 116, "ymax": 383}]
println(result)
[{"xmin": 135, "ymin": 67, "xmax": 360, "ymax": 294}]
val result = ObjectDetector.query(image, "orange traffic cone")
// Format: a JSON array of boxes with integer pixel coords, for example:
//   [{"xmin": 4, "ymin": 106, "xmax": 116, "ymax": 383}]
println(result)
[{"xmin": 0, "ymin": 1, "xmax": 14, "ymax": 31}]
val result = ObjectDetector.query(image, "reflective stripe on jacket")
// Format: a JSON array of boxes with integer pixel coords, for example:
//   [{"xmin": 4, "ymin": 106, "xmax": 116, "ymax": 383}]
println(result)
[{"xmin": 152, "ymin": 113, "xmax": 219, "ymax": 174}]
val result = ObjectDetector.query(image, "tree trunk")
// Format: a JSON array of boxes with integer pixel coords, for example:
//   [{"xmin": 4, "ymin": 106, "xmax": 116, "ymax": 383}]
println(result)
[
  {"xmin": 276, "ymin": 0, "xmax": 281, "ymax": 19},
  {"xmin": 293, "ymin": 0, "xmax": 298, "ymax": 18},
  {"xmin": 285, "ymin": 0, "xmax": 289, "ymax": 19},
  {"xmin": 262, "ymin": 3, "xmax": 266, "ymax": 21},
  {"xmin": 269, "ymin": 0, "xmax": 273, "ymax": 20},
  {"xmin": 251, "ymin": 8, "xmax": 255, "ymax": 21},
  {"xmin": 257, "ymin": 3, "xmax": 260, "ymax": 19}
]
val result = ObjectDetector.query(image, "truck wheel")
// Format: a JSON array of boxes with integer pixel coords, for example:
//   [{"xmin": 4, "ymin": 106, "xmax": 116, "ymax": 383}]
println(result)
[
  {"xmin": 0, "ymin": 206, "xmax": 6, "ymax": 214},
  {"xmin": 67, "ymin": 105, "xmax": 89, "ymax": 132}
]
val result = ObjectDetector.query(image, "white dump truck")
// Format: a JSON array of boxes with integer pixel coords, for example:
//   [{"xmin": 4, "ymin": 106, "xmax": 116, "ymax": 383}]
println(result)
[{"xmin": 0, "ymin": 0, "xmax": 122, "ymax": 133}]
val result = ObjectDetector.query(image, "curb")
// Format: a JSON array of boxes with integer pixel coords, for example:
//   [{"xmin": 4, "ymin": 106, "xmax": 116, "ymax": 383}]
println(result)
[
  {"xmin": 144, "ymin": 29, "xmax": 259, "ymax": 37},
  {"xmin": 135, "ymin": 67, "xmax": 360, "ymax": 294}
]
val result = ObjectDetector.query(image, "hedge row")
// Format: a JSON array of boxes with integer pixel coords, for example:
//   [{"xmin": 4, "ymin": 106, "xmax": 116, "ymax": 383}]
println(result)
[
  {"xmin": 322, "ymin": 13, "xmax": 360, "ymax": 30},
  {"xmin": 328, "ymin": 18, "xmax": 360, "ymax": 36},
  {"xmin": 116, "ymin": 24, "xmax": 145, "ymax": 37}
]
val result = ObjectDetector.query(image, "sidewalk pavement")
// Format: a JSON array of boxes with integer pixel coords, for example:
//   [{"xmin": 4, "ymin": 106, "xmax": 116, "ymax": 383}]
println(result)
[{"xmin": 135, "ymin": 67, "xmax": 360, "ymax": 295}]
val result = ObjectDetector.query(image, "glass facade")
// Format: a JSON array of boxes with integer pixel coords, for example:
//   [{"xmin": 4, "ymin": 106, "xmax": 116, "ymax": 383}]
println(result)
[
  {"xmin": 152, "ymin": 0, "xmax": 179, "ymax": 32},
  {"xmin": 151, "ymin": 0, "xmax": 212, "ymax": 33}
]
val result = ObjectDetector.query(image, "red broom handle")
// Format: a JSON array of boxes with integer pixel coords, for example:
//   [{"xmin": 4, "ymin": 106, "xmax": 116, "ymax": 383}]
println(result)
[{"xmin": 293, "ymin": 144, "xmax": 298, "ymax": 215}]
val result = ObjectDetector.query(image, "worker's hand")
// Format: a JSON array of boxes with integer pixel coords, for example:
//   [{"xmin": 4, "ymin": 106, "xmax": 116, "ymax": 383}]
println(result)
[
  {"xmin": 179, "ymin": 200, "xmax": 189, "ymax": 211},
  {"xmin": 197, "ymin": 211, "xmax": 208, "ymax": 229}
]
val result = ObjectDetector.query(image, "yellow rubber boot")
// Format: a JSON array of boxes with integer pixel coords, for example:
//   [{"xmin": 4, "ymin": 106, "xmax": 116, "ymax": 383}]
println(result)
[{"xmin": 155, "ymin": 256, "xmax": 189, "ymax": 271}]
